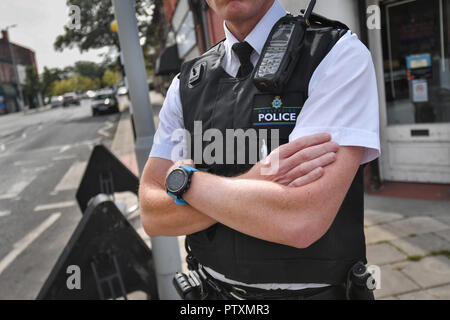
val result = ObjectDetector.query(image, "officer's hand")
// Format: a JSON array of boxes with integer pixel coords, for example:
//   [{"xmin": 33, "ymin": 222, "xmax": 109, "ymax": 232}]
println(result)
[
  {"xmin": 244, "ymin": 133, "xmax": 339, "ymax": 187},
  {"xmin": 165, "ymin": 159, "xmax": 196, "ymax": 179}
]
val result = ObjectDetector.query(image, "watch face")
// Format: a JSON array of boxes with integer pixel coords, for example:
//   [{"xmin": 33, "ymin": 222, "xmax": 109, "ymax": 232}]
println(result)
[{"xmin": 166, "ymin": 169, "xmax": 188, "ymax": 194}]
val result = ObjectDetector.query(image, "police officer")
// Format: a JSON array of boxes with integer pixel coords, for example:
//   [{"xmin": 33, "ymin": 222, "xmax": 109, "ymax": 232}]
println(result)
[{"xmin": 139, "ymin": 0, "xmax": 380, "ymax": 300}]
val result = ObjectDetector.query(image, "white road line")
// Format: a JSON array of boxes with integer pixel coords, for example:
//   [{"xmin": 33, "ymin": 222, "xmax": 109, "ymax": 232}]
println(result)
[
  {"xmin": 52, "ymin": 161, "xmax": 87, "ymax": 194},
  {"xmin": 0, "ymin": 177, "xmax": 37, "ymax": 200},
  {"xmin": 0, "ymin": 144, "xmax": 5, "ymax": 152},
  {"xmin": 52, "ymin": 155, "xmax": 77, "ymax": 161},
  {"xmin": 59, "ymin": 145, "xmax": 71, "ymax": 153},
  {"xmin": 34, "ymin": 201, "xmax": 76, "ymax": 212},
  {"xmin": 98, "ymin": 121, "xmax": 114, "ymax": 138},
  {"xmin": 0, "ymin": 211, "xmax": 11, "ymax": 217},
  {"xmin": 0, "ymin": 213, "xmax": 61, "ymax": 276}
]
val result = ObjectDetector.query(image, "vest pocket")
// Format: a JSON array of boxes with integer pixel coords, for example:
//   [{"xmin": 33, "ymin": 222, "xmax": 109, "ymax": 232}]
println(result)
[{"xmin": 234, "ymin": 226, "xmax": 336, "ymax": 263}]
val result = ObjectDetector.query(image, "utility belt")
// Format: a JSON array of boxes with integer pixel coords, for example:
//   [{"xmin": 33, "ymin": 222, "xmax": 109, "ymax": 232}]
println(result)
[{"xmin": 173, "ymin": 252, "xmax": 375, "ymax": 300}]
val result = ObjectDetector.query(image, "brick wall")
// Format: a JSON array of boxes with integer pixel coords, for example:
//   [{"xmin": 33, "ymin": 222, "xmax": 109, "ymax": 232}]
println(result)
[{"xmin": 206, "ymin": 8, "xmax": 225, "ymax": 46}]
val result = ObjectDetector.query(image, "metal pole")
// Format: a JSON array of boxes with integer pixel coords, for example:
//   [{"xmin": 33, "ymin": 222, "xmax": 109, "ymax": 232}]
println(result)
[
  {"xmin": 111, "ymin": 0, "xmax": 182, "ymax": 300},
  {"xmin": 6, "ymin": 29, "xmax": 25, "ymax": 111}
]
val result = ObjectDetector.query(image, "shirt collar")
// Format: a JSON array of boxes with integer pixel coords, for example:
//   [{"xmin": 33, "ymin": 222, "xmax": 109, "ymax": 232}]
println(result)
[{"xmin": 223, "ymin": 0, "xmax": 287, "ymax": 55}]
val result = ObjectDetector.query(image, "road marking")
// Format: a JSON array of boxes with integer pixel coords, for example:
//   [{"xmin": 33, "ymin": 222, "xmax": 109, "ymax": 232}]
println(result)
[
  {"xmin": 59, "ymin": 145, "xmax": 71, "ymax": 153},
  {"xmin": 34, "ymin": 201, "xmax": 76, "ymax": 212},
  {"xmin": 0, "ymin": 211, "xmax": 11, "ymax": 217},
  {"xmin": 14, "ymin": 160, "xmax": 34, "ymax": 166},
  {"xmin": 0, "ymin": 144, "xmax": 4, "ymax": 152},
  {"xmin": 0, "ymin": 176, "xmax": 37, "ymax": 200},
  {"xmin": 98, "ymin": 121, "xmax": 114, "ymax": 138},
  {"xmin": 52, "ymin": 155, "xmax": 77, "ymax": 161},
  {"xmin": 0, "ymin": 213, "xmax": 61, "ymax": 276},
  {"xmin": 52, "ymin": 161, "xmax": 87, "ymax": 194}
]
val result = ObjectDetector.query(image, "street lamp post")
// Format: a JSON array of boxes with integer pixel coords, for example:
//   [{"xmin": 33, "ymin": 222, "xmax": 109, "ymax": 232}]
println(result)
[
  {"xmin": 4, "ymin": 25, "xmax": 25, "ymax": 112},
  {"xmin": 111, "ymin": 0, "xmax": 182, "ymax": 300}
]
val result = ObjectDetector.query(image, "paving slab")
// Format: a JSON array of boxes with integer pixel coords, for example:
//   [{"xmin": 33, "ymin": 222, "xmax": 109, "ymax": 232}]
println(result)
[
  {"xmin": 365, "ymin": 224, "xmax": 399, "ymax": 244},
  {"xmin": 401, "ymin": 256, "xmax": 450, "ymax": 288},
  {"xmin": 379, "ymin": 296, "xmax": 399, "ymax": 300},
  {"xmin": 367, "ymin": 243, "xmax": 406, "ymax": 265},
  {"xmin": 427, "ymin": 284, "xmax": 450, "ymax": 299},
  {"xmin": 390, "ymin": 233, "xmax": 450, "ymax": 257},
  {"xmin": 433, "ymin": 214, "xmax": 450, "ymax": 227},
  {"xmin": 435, "ymin": 229, "xmax": 450, "ymax": 242},
  {"xmin": 364, "ymin": 209, "xmax": 404, "ymax": 227},
  {"xmin": 397, "ymin": 290, "xmax": 438, "ymax": 300},
  {"xmin": 374, "ymin": 265, "xmax": 420, "ymax": 299},
  {"xmin": 397, "ymin": 284, "xmax": 450, "ymax": 300},
  {"xmin": 383, "ymin": 217, "xmax": 449, "ymax": 238}
]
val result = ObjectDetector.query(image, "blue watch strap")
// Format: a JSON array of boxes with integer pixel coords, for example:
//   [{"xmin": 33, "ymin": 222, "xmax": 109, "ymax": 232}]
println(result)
[
  {"xmin": 180, "ymin": 166, "xmax": 198, "ymax": 173},
  {"xmin": 169, "ymin": 166, "xmax": 198, "ymax": 205},
  {"xmin": 168, "ymin": 192, "xmax": 188, "ymax": 205}
]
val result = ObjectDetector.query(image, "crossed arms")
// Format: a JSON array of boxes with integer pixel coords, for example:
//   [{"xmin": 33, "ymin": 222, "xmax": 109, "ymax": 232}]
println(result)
[{"xmin": 139, "ymin": 133, "xmax": 364, "ymax": 249}]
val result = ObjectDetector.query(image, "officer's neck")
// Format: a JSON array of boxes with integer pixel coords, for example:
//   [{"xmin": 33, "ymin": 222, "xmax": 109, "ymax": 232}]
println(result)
[{"xmin": 224, "ymin": 2, "xmax": 273, "ymax": 42}]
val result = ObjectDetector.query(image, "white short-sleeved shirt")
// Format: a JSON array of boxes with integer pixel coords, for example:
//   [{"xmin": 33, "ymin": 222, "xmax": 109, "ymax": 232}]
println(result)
[{"xmin": 149, "ymin": 0, "xmax": 380, "ymax": 290}]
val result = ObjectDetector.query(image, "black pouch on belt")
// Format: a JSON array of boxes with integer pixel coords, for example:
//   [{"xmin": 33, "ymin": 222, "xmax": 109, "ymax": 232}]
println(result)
[{"xmin": 346, "ymin": 261, "xmax": 376, "ymax": 300}]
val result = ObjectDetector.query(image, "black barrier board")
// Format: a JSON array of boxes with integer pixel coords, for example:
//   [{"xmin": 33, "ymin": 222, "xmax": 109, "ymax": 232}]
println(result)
[
  {"xmin": 37, "ymin": 194, "xmax": 158, "ymax": 300},
  {"xmin": 76, "ymin": 144, "xmax": 139, "ymax": 213}
]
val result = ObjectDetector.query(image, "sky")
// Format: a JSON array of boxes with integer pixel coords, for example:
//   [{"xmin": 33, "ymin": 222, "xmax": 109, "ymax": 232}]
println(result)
[{"xmin": 0, "ymin": 0, "xmax": 109, "ymax": 74}]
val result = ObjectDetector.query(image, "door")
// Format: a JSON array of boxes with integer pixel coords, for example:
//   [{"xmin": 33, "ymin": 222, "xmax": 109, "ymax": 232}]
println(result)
[{"xmin": 380, "ymin": 0, "xmax": 450, "ymax": 183}]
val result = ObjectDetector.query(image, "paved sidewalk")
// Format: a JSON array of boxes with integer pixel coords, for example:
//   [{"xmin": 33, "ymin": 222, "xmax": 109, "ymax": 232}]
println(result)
[
  {"xmin": 364, "ymin": 195, "xmax": 450, "ymax": 300},
  {"xmin": 110, "ymin": 93, "xmax": 450, "ymax": 300}
]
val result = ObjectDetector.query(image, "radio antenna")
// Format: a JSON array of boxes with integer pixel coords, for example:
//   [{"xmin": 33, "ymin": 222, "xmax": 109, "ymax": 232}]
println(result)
[{"xmin": 304, "ymin": 0, "xmax": 316, "ymax": 21}]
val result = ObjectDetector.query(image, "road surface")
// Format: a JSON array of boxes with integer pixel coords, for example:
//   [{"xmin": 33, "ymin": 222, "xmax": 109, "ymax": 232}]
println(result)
[{"xmin": 0, "ymin": 100, "xmax": 120, "ymax": 299}]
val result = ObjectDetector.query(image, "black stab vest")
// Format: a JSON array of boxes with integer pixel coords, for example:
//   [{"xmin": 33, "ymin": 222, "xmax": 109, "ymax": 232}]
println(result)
[{"xmin": 178, "ymin": 18, "xmax": 367, "ymax": 285}]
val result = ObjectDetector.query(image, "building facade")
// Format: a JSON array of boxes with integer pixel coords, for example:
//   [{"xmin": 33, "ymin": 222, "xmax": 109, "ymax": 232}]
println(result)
[
  {"xmin": 159, "ymin": 0, "xmax": 450, "ymax": 186},
  {"xmin": 0, "ymin": 30, "xmax": 38, "ymax": 114}
]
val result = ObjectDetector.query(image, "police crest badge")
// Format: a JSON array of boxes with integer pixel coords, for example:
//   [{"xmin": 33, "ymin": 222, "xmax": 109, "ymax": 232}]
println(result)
[{"xmin": 272, "ymin": 96, "xmax": 282, "ymax": 109}]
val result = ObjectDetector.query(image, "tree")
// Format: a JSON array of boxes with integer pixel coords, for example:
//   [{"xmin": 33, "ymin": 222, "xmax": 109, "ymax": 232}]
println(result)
[
  {"xmin": 41, "ymin": 67, "xmax": 64, "ymax": 97},
  {"xmin": 74, "ymin": 61, "xmax": 105, "ymax": 83},
  {"xmin": 102, "ymin": 70, "xmax": 121, "ymax": 87},
  {"xmin": 54, "ymin": 0, "xmax": 166, "ymax": 75},
  {"xmin": 23, "ymin": 66, "xmax": 41, "ymax": 108},
  {"xmin": 51, "ymin": 73, "xmax": 100, "ymax": 96}
]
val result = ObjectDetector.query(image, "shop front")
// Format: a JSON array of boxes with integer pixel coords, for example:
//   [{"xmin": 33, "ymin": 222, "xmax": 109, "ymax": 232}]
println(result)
[{"xmin": 375, "ymin": 0, "xmax": 450, "ymax": 184}]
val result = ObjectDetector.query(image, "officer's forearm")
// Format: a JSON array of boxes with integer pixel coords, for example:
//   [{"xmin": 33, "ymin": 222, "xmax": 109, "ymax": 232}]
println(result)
[
  {"xmin": 140, "ymin": 184, "xmax": 217, "ymax": 237},
  {"xmin": 139, "ymin": 157, "xmax": 217, "ymax": 237},
  {"xmin": 183, "ymin": 147, "xmax": 363, "ymax": 248},
  {"xmin": 183, "ymin": 172, "xmax": 319, "ymax": 248}
]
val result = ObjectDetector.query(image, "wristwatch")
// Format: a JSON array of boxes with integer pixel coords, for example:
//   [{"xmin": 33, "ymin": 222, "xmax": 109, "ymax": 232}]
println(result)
[{"xmin": 165, "ymin": 166, "xmax": 198, "ymax": 205}]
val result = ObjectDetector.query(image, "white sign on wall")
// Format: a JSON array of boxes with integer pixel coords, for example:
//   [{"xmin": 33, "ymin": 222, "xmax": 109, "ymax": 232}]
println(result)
[
  {"xmin": 412, "ymin": 79, "xmax": 428, "ymax": 103},
  {"xmin": 17, "ymin": 64, "xmax": 27, "ymax": 85}
]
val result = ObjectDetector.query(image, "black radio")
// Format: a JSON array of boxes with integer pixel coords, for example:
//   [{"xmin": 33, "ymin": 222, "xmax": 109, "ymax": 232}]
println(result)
[{"xmin": 253, "ymin": 0, "xmax": 316, "ymax": 93}]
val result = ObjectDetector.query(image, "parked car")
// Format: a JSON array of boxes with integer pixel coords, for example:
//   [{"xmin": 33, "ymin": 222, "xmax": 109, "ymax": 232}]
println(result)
[
  {"xmin": 91, "ymin": 90, "xmax": 119, "ymax": 116},
  {"xmin": 63, "ymin": 92, "xmax": 80, "ymax": 107},
  {"xmin": 117, "ymin": 86, "xmax": 128, "ymax": 96},
  {"xmin": 50, "ymin": 96, "xmax": 63, "ymax": 108},
  {"xmin": 85, "ymin": 90, "xmax": 96, "ymax": 99}
]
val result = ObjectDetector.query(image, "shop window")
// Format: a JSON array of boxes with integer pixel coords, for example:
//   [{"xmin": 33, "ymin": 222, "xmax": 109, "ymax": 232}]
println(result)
[{"xmin": 382, "ymin": 0, "xmax": 450, "ymax": 125}]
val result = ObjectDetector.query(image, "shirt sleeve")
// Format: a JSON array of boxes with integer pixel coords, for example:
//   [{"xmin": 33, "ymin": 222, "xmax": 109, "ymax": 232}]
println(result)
[
  {"xmin": 149, "ymin": 76, "xmax": 185, "ymax": 161},
  {"xmin": 289, "ymin": 31, "xmax": 381, "ymax": 164}
]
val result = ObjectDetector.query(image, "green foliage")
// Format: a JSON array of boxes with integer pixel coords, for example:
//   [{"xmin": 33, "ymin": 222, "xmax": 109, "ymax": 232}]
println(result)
[
  {"xmin": 23, "ymin": 66, "xmax": 41, "ymax": 97},
  {"xmin": 102, "ymin": 70, "xmax": 121, "ymax": 87},
  {"xmin": 54, "ymin": 0, "xmax": 157, "ymax": 52},
  {"xmin": 41, "ymin": 67, "xmax": 64, "ymax": 97},
  {"xmin": 54, "ymin": 0, "xmax": 166, "ymax": 75},
  {"xmin": 74, "ymin": 61, "xmax": 106, "ymax": 81},
  {"xmin": 52, "ymin": 73, "xmax": 100, "ymax": 96}
]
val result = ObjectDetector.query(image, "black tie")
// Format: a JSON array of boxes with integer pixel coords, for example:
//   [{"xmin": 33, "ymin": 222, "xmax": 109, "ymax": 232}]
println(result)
[{"xmin": 232, "ymin": 41, "xmax": 254, "ymax": 78}]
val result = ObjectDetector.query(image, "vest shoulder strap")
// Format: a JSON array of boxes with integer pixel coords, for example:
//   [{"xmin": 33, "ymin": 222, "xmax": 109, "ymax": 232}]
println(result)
[{"xmin": 302, "ymin": 11, "xmax": 349, "ymax": 30}]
